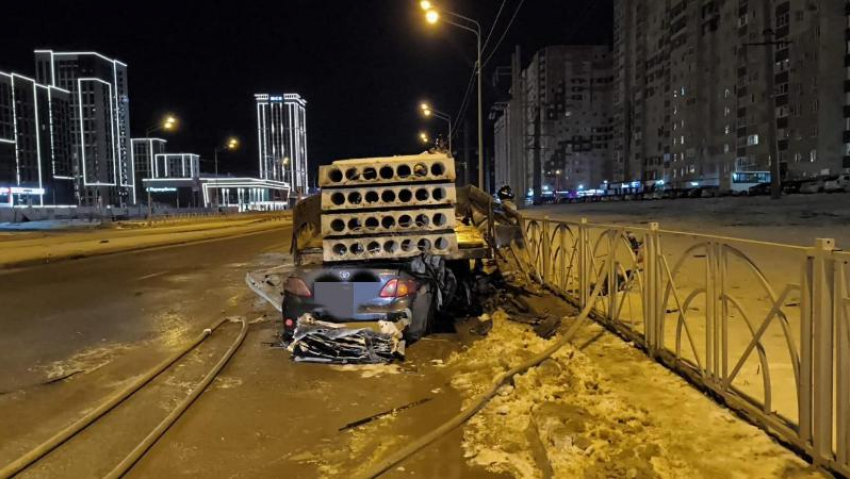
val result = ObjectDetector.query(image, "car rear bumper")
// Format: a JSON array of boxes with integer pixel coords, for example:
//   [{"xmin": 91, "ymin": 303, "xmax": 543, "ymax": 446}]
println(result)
[{"xmin": 282, "ymin": 296, "xmax": 413, "ymax": 337}]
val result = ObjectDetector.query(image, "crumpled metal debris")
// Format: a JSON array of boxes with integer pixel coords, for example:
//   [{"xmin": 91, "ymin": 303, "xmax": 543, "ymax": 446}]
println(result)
[{"xmin": 288, "ymin": 314, "xmax": 408, "ymax": 364}]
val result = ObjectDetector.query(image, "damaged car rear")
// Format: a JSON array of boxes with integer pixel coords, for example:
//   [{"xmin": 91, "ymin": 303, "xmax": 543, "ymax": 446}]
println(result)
[
  {"xmin": 272, "ymin": 153, "xmax": 521, "ymax": 364},
  {"xmin": 282, "ymin": 261, "xmax": 435, "ymax": 344}
]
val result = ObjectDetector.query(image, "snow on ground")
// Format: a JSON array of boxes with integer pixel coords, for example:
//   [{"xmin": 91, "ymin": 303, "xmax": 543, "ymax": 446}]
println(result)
[
  {"xmin": 447, "ymin": 315, "xmax": 824, "ymax": 479},
  {"xmin": 0, "ymin": 219, "xmax": 100, "ymax": 231},
  {"xmin": 530, "ymin": 193, "xmax": 850, "ymax": 246}
]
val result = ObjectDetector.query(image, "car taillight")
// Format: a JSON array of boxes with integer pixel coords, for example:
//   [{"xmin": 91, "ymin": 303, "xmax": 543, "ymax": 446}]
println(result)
[
  {"xmin": 379, "ymin": 278, "xmax": 417, "ymax": 298},
  {"xmin": 284, "ymin": 277, "xmax": 312, "ymax": 297}
]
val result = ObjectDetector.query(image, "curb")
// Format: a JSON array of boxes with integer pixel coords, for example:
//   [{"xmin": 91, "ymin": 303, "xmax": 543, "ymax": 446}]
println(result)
[{"xmin": 0, "ymin": 221, "xmax": 292, "ymax": 271}]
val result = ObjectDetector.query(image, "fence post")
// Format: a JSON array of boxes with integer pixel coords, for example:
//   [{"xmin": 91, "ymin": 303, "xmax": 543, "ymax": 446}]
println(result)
[
  {"xmin": 837, "ymin": 251, "xmax": 849, "ymax": 471},
  {"xmin": 541, "ymin": 216, "xmax": 551, "ymax": 283},
  {"xmin": 803, "ymin": 238, "xmax": 837, "ymax": 466},
  {"xmin": 579, "ymin": 218, "xmax": 589, "ymax": 309},
  {"xmin": 558, "ymin": 221, "xmax": 568, "ymax": 291},
  {"xmin": 608, "ymin": 229, "xmax": 620, "ymax": 322},
  {"xmin": 645, "ymin": 222, "xmax": 660, "ymax": 353}
]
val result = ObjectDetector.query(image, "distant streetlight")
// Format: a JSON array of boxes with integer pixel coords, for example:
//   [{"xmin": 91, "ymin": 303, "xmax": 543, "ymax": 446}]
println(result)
[
  {"xmin": 419, "ymin": 102, "xmax": 453, "ymax": 152},
  {"xmin": 144, "ymin": 114, "xmax": 179, "ymax": 221},
  {"xmin": 419, "ymin": 132, "xmax": 430, "ymax": 144},
  {"xmin": 421, "ymin": 3, "xmax": 483, "ymax": 190},
  {"xmin": 145, "ymin": 114, "xmax": 178, "ymax": 137},
  {"xmin": 213, "ymin": 136, "xmax": 240, "ymax": 207}
]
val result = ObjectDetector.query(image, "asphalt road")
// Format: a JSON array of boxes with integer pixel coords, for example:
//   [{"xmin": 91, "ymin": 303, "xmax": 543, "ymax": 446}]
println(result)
[
  {"xmin": 0, "ymin": 227, "xmax": 292, "ymax": 393},
  {"xmin": 0, "ymin": 225, "xmax": 495, "ymax": 478}
]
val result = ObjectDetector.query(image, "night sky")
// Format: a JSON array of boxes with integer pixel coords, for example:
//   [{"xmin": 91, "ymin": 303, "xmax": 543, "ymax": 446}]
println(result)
[{"xmin": 4, "ymin": 1, "xmax": 612, "ymax": 181}]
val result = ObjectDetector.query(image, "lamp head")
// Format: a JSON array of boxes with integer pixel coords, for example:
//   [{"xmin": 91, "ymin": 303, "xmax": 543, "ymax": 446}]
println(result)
[{"xmin": 163, "ymin": 115, "xmax": 178, "ymax": 131}]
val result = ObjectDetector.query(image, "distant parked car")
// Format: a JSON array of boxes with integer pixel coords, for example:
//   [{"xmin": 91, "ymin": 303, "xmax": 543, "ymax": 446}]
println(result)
[
  {"xmin": 800, "ymin": 180, "xmax": 824, "ymax": 194},
  {"xmin": 748, "ymin": 182, "xmax": 771, "ymax": 196},
  {"xmin": 782, "ymin": 179, "xmax": 805, "ymax": 195},
  {"xmin": 538, "ymin": 192, "xmax": 556, "ymax": 204},
  {"xmin": 645, "ymin": 190, "xmax": 664, "ymax": 200},
  {"xmin": 700, "ymin": 186, "xmax": 720, "ymax": 198},
  {"xmin": 824, "ymin": 174, "xmax": 850, "ymax": 193}
]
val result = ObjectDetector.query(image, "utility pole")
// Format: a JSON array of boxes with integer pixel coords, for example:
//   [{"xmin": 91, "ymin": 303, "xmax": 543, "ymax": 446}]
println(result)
[
  {"xmin": 463, "ymin": 118, "xmax": 471, "ymax": 186},
  {"xmin": 532, "ymin": 108, "xmax": 542, "ymax": 204},
  {"xmin": 762, "ymin": 0, "xmax": 781, "ymax": 200},
  {"xmin": 745, "ymin": 0, "xmax": 786, "ymax": 199}
]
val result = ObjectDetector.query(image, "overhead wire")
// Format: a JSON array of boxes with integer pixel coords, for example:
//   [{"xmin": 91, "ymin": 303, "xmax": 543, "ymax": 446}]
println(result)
[
  {"xmin": 451, "ymin": 0, "xmax": 528, "ymax": 136},
  {"xmin": 482, "ymin": 0, "xmax": 526, "ymax": 67}
]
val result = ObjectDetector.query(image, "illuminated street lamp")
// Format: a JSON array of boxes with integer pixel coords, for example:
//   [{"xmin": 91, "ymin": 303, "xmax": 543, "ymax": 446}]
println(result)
[
  {"xmin": 419, "ymin": 102, "xmax": 452, "ymax": 152},
  {"xmin": 144, "ymin": 114, "xmax": 179, "ymax": 221},
  {"xmin": 145, "ymin": 114, "xmax": 178, "ymax": 137},
  {"xmin": 215, "ymin": 137, "xmax": 240, "ymax": 177},
  {"xmin": 422, "ymin": 3, "xmax": 483, "ymax": 190},
  {"xmin": 419, "ymin": 132, "xmax": 430, "ymax": 144},
  {"xmin": 213, "ymin": 137, "xmax": 240, "ymax": 207}
]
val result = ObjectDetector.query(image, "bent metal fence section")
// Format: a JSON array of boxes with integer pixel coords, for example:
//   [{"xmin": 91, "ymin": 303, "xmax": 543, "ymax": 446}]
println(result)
[{"xmin": 521, "ymin": 215, "xmax": 850, "ymax": 477}]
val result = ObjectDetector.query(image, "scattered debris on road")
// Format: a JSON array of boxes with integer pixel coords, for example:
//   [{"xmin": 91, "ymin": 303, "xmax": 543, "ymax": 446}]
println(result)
[
  {"xmin": 287, "ymin": 314, "xmax": 408, "ymax": 364},
  {"xmin": 338, "ymin": 397, "xmax": 433, "ymax": 432}
]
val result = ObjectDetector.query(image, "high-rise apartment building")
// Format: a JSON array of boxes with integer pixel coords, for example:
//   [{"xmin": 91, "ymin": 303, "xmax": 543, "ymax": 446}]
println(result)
[
  {"xmin": 614, "ymin": 0, "xmax": 848, "ymax": 190},
  {"xmin": 493, "ymin": 45, "xmax": 613, "ymax": 201},
  {"xmin": 34, "ymin": 50, "xmax": 133, "ymax": 205},
  {"xmin": 0, "ymin": 71, "xmax": 74, "ymax": 206},
  {"xmin": 254, "ymin": 93, "xmax": 308, "ymax": 193}
]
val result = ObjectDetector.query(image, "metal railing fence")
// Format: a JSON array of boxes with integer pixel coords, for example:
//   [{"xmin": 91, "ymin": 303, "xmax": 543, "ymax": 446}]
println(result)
[{"xmin": 520, "ymin": 215, "xmax": 849, "ymax": 477}]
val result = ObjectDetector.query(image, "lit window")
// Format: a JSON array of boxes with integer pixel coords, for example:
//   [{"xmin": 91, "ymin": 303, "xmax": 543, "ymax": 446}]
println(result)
[{"xmin": 747, "ymin": 134, "xmax": 759, "ymax": 146}]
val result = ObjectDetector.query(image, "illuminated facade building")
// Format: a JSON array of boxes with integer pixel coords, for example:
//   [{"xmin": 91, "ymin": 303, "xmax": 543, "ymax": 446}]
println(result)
[
  {"xmin": 34, "ymin": 50, "xmax": 133, "ymax": 206},
  {"xmin": 254, "ymin": 93, "xmax": 308, "ymax": 193},
  {"xmin": 131, "ymin": 138, "xmax": 167, "ymax": 199},
  {"xmin": 153, "ymin": 153, "xmax": 200, "ymax": 179},
  {"xmin": 0, "ymin": 71, "xmax": 75, "ymax": 206}
]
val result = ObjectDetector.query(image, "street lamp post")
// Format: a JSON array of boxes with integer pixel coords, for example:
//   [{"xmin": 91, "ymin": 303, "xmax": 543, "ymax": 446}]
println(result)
[
  {"xmin": 420, "ymin": 103, "xmax": 453, "ymax": 153},
  {"xmin": 213, "ymin": 137, "xmax": 239, "ymax": 208},
  {"xmin": 144, "ymin": 115, "xmax": 178, "ymax": 224},
  {"xmin": 422, "ymin": 4, "xmax": 484, "ymax": 191}
]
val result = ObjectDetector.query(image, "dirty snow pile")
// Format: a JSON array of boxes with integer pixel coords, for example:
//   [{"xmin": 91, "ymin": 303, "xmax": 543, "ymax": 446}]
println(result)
[{"xmin": 446, "ymin": 314, "xmax": 692, "ymax": 478}]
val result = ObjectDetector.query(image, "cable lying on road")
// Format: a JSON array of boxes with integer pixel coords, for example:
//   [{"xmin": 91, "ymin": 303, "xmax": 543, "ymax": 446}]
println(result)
[
  {"xmin": 353, "ymin": 268, "xmax": 609, "ymax": 479},
  {"xmin": 103, "ymin": 316, "xmax": 248, "ymax": 478},
  {"xmin": 0, "ymin": 316, "xmax": 244, "ymax": 479}
]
